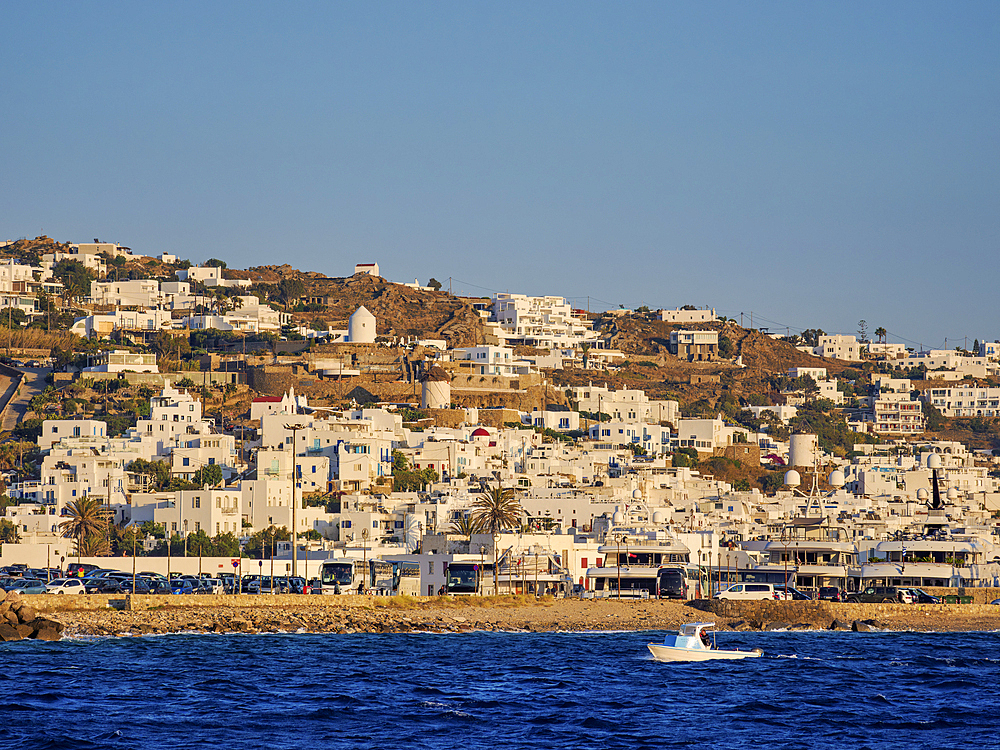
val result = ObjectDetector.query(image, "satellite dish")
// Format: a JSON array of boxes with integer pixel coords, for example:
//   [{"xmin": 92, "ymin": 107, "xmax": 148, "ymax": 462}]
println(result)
[
  {"xmin": 916, "ymin": 488, "xmax": 929, "ymax": 500},
  {"xmin": 784, "ymin": 470, "xmax": 801, "ymax": 488},
  {"xmin": 632, "ymin": 489, "xmax": 642, "ymax": 499},
  {"xmin": 947, "ymin": 487, "xmax": 959, "ymax": 501},
  {"xmin": 828, "ymin": 470, "xmax": 845, "ymax": 488},
  {"xmin": 612, "ymin": 511, "xmax": 624, "ymax": 525},
  {"xmin": 927, "ymin": 454, "xmax": 943, "ymax": 470}
]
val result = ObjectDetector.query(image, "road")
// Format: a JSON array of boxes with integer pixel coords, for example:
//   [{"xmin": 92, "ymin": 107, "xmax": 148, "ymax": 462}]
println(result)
[{"xmin": 0, "ymin": 367, "xmax": 49, "ymax": 432}]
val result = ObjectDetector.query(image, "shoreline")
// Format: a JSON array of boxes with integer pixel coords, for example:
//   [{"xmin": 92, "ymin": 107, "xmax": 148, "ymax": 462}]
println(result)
[{"xmin": 21, "ymin": 595, "xmax": 1000, "ymax": 639}]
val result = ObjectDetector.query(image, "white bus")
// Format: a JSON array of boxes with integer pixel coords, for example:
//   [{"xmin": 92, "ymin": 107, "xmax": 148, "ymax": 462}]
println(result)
[{"xmin": 317, "ymin": 558, "xmax": 395, "ymax": 595}]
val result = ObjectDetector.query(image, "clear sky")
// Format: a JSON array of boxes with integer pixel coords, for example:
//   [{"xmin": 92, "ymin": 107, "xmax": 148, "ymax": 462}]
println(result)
[{"xmin": 3, "ymin": 2, "xmax": 998, "ymax": 351}]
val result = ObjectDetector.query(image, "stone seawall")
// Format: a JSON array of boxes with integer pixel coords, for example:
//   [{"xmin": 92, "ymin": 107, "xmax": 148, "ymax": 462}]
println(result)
[
  {"xmin": 694, "ymin": 599, "xmax": 1000, "ymax": 628},
  {"xmin": 24, "ymin": 593, "xmax": 375, "ymax": 613}
]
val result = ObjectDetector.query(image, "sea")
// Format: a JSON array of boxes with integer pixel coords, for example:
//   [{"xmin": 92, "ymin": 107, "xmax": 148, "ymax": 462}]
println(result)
[{"xmin": 2, "ymin": 629, "xmax": 999, "ymax": 750}]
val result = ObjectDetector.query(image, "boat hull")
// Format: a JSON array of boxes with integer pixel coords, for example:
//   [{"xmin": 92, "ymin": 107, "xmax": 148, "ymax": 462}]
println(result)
[{"xmin": 647, "ymin": 644, "xmax": 762, "ymax": 662}]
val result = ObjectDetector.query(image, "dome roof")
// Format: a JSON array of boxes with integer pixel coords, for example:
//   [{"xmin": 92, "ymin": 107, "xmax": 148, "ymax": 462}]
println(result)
[
  {"xmin": 420, "ymin": 366, "xmax": 452, "ymax": 383},
  {"xmin": 471, "ymin": 427, "xmax": 490, "ymax": 437}
]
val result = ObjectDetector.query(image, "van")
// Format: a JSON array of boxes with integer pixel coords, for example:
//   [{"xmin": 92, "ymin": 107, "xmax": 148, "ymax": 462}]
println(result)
[{"xmin": 714, "ymin": 583, "xmax": 778, "ymax": 601}]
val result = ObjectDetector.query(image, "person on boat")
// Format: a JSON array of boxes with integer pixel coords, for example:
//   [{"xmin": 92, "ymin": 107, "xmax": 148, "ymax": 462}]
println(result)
[{"xmin": 700, "ymin": 630, "xmax": 713, "ymax": 649}]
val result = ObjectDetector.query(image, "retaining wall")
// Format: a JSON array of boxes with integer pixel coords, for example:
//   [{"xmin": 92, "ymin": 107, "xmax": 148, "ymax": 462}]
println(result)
[{"xmin": 24, "ymin": 593, "xmax": 375, "ymax": 613}]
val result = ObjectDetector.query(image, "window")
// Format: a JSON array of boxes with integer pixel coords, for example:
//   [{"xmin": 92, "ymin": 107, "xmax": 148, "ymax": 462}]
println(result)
[
  {"xmin": 428, "ymin": 561, "xmax": 434, "ymax": 574},
  {"xmin": 182, "ymin": 458, "xmax": 190, "ymax": 466}
]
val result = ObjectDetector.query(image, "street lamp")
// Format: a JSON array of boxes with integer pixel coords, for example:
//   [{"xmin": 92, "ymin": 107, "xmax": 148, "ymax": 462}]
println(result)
[{"xmin": 479, "ymin": 545, "xmax": 486, "ymax": 595}]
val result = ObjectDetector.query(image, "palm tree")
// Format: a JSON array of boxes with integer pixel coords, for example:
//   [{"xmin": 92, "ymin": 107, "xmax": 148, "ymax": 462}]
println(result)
[
  {"xmin": 449, "ymin": 515, "xmax": 483, "ymax": 538},
  {"xmin": 472, "ymin": 479, "xmax": 522, "ymax": 594},
  {"xmin": 875, "ymin": 327, "xmax": 887, "ymax": 345},
  {"xmin": 59, "ymin": 497, "xmax": 110, "ymax": 559}
]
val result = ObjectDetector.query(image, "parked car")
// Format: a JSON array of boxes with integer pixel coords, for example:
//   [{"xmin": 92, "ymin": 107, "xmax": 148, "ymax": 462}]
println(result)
[
  {"xmin": 46, "ymin": 578, "xmax": 87, "ymax": 595},
  {"xmin": 775, "ymin": 585, "xmax": 813, "ymax": 601},
  {"xmin": 817, "ymin": 586, "xmax": 843, "ymax": 602},
  {"xmin": 846, "ymin": 586, "xmax": 908, "ymax": 604},
  {"xmin": 714, "ymin": 583, "xmax": 779, "ymax": 600},
  {"xmin": 85, "ymin": 579, "xmax": 127, "ymax": 595},
  {"xmin": 8, "ymin": 578, "xmax": 48, "ymax": 595},
  {"xmin": 902, "ymin": 588, "xmax": 940, "ymax": 604},
  {"xmin": 65, "ymin": 562, "xmax": 101, "ymax": 578},
  {"xmin": 169, "ymin": 579, "xmax": 197, "ymax": 595},
  {"xmin": 146, "ymin": 580, "xmax": 172, "ymax": 595},
  {"xmin": 289, "ymin": 576, "xmax": 310, "ymax": 595},
  {"xmin": 201, "ymin": 578, "xmax": 224, "ymax": 594},
  {"xmin": 991, "ymin": 599, "xmax": 1000, "ymax": 605}
]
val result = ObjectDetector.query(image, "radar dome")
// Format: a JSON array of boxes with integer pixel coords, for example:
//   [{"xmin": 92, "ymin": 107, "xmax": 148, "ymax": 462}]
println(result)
[
  {"xmin": 632, "ymin": 489, "xmax": 642, "ymax": 500},
  {"xmin": 927, "ymin": 453, "xmax": 943, "ymax": 470},
  {"xmin": 828, "ymin": 470, "xmax": 845, "ymax": 488},
  {"xmin": 947, "ymin": 487, "xmax": 959, "ymax": 501},
  {"xmin": 652, "ymin": 511, "xmax": 666, "ymax": 524},
  {"xmin": 612, "ymin": 511, "xmax": 624, "ymax": 525},
  {"xmin": 916, "ymin": 488, "xmax": 929, "ymax": 500},
  {"xmin": 784, "ymin": 469, "xmax": 801, "ymax": 488}
]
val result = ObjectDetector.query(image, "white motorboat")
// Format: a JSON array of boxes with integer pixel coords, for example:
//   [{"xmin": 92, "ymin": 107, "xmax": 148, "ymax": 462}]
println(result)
[{"xmin": 647, "ymin": 622, "xmax": 763, "ymax": 662}]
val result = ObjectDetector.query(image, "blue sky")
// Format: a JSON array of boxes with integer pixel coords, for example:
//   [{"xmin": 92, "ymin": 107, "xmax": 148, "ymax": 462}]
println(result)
[{"xmin": 3, "ymin": 2, "xmax": 998, "ymax": 351}]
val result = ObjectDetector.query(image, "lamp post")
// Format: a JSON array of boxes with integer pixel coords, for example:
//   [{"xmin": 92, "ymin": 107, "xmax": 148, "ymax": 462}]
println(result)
[
  {"xmin": 132, "ymin": 531, "xmax": 137, "ymax": 594},
  {"xmin": 270, "ymin": 528, "xmax": 276, "ymax": 595},
  {"xmin": 479, "ymin": 545, "xmax": 486, "ymax": 595},
  {"xmin": 534, "ymin": 550, "xmax": 539, "ymax": 597}
]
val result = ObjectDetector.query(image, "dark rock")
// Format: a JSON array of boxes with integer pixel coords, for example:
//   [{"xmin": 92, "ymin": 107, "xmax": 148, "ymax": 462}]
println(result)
[
  {"xmin": 788, "ymin": 623, "xmax": 815, "ymax": 631},
  {"xmin": 728, "ymin": 620, "xmax": 746, "ymax": 630},
  {"xmin": 852, "ymin": 620, "xmax": 876, "ymax": 632},
  {"xmin": 35, "ymin": 627, "xmax": 61, "ymax": 642},
  {"xmin": 764, "ymin": 621, "xmax": 790, "ymax": 631},
  {"xmin": 3, "ymin": 610, "xmax": 17, "ymax": 627},
  {"xmin": 16, "ymin": 623, "xmax": 34, "ymax": 638},
  {"xmin": 0, "ymin": 623, "xmax": 23, "ymax": 641},
  {"xmin": 14, "ymin": 604, "xmax": 36, "ymax": 623},
  {"xmin": 828, "ymin": 619, "xmax": 851, "ymax": 631}
]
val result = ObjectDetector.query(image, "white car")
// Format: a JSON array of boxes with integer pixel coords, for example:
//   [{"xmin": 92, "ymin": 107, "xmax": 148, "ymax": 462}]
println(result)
[
  {"xmin": 713, "ymin": 583, "xmax": 779, "ymax": 601},
  {"xmin": 46, "ymin": 578, "xmax": 87, "ymax": 595}
]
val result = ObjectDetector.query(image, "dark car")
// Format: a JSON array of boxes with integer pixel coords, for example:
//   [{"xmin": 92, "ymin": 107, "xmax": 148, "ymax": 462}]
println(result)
[
  {"xmin": 846, "ymin": 586, "xmax": 904, "ymax": 604},
  {"xmin": 818, "ymin": 586, "xmax": 843, "ymax": 602},
  {"xmin": 776, "ymin": 585, "xmax": 813, "ymax": 601},
  {"xmin": 903, "ymin": 587, "xmax": 940, "ymax": 604},
  {"xmin": 656, "ymin": 568, "xmax": 688, "ymax": 600},
  {"xmin": 65, "ymin": 562, "xmax": 101, "ymax": 578},
  {"xmin": 146, "ymin": 580, "xmax": 172, "ymax": 595},
  {"xmin": 85, "ymin": 579, "xmax": 127, "ymax": 595}
]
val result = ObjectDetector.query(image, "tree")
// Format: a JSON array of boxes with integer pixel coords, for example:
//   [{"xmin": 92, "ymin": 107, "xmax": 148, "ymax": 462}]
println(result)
[
  {"xmin": 449, "ymin": 515, "xmax": 483, "ymax": 537},
  {"xmin": 203, "ymin": 258, "xmax": 227, "ymax": 269},
  {"xmin": 243, "ymin": 525, "xmax": 291, "ymax": 558},
  {"xmin": 58, "ymin": 497, "xmax": 110, "ymax": 556},
  {"xmin": 801, "ymin": 329, "xmax": 826, "ymax": 348},
  {"xmin": 191, "ymin": 464, "xmax": 223, "ymax": 487},
  {"xmin": 857, "ymin": 319, "xmax": 869, "ymax": 343},
  {"xmin": 52, "ymin": 259, "xmax": 96, "ymax": 304},
  {"xmin": 875, "ymin": 327, "xmax": 887, "ymax": 345},
  {"xmin": 472, "ymin": 479, "xmax": 522, "ymax": 595},
  {"xmin": 427, "ymin": 278, "xmax": 443, "ymax": 291},
  {"xmin": 126, "ymin": 459, "xmax": 171, "ymax": 490},
  {"xmin": 0, "ymin": 518, "xmax": 21, "ymax": 544},
  {"xmin": 718, "ymin": 335, "xmax": 734, "ymax": 359},
  {"xmin": 278, "ymin": 278, "xmax": 305, "ymax": 311}
]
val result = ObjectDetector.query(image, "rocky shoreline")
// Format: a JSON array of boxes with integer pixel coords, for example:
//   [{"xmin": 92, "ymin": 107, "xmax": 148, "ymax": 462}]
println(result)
[{"xmin": 9, "ymin": 595, "xmax": 999, "ymax": 640}]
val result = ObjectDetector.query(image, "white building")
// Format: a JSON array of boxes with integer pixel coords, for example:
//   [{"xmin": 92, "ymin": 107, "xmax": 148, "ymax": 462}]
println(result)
[
  {"xmin": 38, "ymin": 419, "xmax": 107, "ymax": 451},
  {"xmin": 82, "ymin": 350, "xmax": 159, "ymax": 374},
  {"xmin": 922, "ymin": 386, "xmax": 1000, "ymax": 418},
  {"xmin": 491, "ymin": 293, "xmax": 598, "ymax": 350},
  {"xmin": 176, "ymin": 265, "xmax": 251, "ymax": 289},
  {"xmin": 71, "ymin": 309, "xmax": 172, "ymax": 338},
  {"xmin": 569, "ymin": 384, "xmax": 679, "ymax": 426},
  {"xmin": 670, "ymin": 330, "xmax": 719, "ymax": 361},
  {"xmin": 354, "ymin": 263, "xmax": 380, "ymax": 277},
  {"xmin": 658, "ymin": 307, "xmax": 717, "ymax": 323},
  {"xmin": 89, "ymin": 279, "xmax": 161, "ymax": 307},
  {"xmin": 814, "ymin": 335, "xmax": 862, "ymax": 361}
]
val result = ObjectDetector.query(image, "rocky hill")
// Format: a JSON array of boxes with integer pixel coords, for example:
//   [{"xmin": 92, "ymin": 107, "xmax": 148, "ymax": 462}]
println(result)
[{"xmin": 292, "ymin": 272, "xmax": 487, "ymax": 348}]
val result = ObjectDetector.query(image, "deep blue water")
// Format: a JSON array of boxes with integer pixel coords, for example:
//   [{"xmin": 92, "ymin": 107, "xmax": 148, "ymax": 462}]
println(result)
[{"xmin": 2, "ymin": 629, "xmax": 999, "ymax": 750}]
